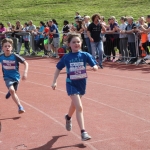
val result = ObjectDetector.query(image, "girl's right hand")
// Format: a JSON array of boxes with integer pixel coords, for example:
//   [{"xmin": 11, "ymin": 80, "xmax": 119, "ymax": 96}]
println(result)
[{"xmin": 51, "ymin": 82, "xmax": 57, "ymax": 90}]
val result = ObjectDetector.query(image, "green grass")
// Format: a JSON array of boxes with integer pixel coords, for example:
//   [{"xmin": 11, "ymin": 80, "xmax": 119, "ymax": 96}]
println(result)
[
  {"xmin": 1, "ymin": 0, "xmax": 150, "ymax": 29},
  {"xmin": 1, "ymin": 0, "xmax": 150, "ymax": 55}
]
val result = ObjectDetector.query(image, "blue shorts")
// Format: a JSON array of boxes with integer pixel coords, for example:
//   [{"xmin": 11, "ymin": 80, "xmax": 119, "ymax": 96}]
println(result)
[
  {"xmin": 5, "ymin": 79, "xmax": 19, "ymax": 91},
  {"xmin": 66, "ymin": 79, "xmax": 86, "ymax": 96}
]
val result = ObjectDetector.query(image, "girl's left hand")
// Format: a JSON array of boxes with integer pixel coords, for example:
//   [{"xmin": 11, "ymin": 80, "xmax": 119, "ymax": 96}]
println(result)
[{"xmin": 92, "ymin": 65, "xmax": 98, "ymax": 71}]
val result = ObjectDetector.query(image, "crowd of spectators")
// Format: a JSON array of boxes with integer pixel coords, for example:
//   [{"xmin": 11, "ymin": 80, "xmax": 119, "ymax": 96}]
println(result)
[{"xmin": 0, "ymin": 12, "xmax": 150, "ymax": 67}]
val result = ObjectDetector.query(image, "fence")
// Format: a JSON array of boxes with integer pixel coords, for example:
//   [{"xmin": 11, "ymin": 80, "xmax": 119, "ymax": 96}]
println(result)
[{"xmin": 0, "ymin": 31, "xmax": 150, "ymax": 65}]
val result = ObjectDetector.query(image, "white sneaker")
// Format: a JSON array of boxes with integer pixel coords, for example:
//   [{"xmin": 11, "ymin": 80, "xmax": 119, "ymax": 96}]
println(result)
[
  {"xmin": 65, "ymin": 115, "xmax": 72, "ymax": 131},
  {"xmin": 56, "ymin": 56, "xmax": 60, "ymax": 59},
  {"xmin": 144, "ymin": 55, "xmax": 150, "ymax": 60},
  {"xmin": 42, "ymin": 55, "xmax": 49, "ymax": 58},
  {"xmin": 81, "ymin": 132, "xmax": 91, "ymax": 141}
]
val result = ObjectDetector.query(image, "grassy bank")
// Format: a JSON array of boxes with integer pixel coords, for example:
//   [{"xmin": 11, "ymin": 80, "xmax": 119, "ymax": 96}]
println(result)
[{"xmin": 0, "ymin": 0, "xmax": 150, "ymax": 29}]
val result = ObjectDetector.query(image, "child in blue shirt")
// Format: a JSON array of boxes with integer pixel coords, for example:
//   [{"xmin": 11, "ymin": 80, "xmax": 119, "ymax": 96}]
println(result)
[
  {"xmin": 51, "ymin": 33, "xmax": 98, "ymax": 141},
  {"xmin": 0, "ymin": 38, "xmax": 28, "ymax": 114}
]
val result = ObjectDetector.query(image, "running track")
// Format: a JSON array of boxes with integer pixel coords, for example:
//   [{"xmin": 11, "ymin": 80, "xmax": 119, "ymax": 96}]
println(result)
[{"xmin": 0, "ymin": 57, "xmax": 150, "ymax": 150}]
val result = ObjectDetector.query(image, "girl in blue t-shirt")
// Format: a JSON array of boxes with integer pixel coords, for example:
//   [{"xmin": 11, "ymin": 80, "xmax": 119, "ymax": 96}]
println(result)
[{"xmin": 51, "ymin": 33, "xmax": 98, "ymax": 141}]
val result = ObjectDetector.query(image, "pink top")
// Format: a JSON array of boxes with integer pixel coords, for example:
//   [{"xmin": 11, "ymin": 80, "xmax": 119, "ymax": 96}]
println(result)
[{"xmin": 0, "ymin": 27, "xmax": 6, "ymax": 39}]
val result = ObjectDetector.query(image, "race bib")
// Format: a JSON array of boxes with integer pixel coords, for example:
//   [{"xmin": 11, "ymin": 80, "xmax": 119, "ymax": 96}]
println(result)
[
  {"xmin": 2, "ymin": 60, "xmax": 15, "ymax": 70},
  {"xmin": 69, "ymin": 62, "xmax": 87, "ymax": 80}
]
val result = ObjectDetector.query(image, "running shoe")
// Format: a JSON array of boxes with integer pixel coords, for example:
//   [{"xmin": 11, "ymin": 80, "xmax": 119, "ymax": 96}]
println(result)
[
  {"xmin": 18, "ymin": 105, "xmax": 25, "ymax": 114},
  {"xmin": 56, "ymin": 56, "xmax": 60, "ymax": 59},
  {"xmin": 144, "ymin": 55, "xmax": 150, "ymax": 60},
  {"xmin": 99, "ymin": 64, "xmax": 103, "ymax": 69},
  {"xmin": 81, "ymin": 132, "xmax": 91, "ymax": 141},
  {"xmin": 65, "ymin": 115, "xmax": 72, "ymax": 131},
  {"xmin": 5, "ymin": 91, "xmax": 11, "ymax": 99}
]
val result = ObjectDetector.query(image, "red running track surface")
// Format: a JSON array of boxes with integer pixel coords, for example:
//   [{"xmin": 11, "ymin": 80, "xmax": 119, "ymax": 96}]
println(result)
[{"xmin": 0, "ymin": 57, "xmax": 150, "ymax": 150}]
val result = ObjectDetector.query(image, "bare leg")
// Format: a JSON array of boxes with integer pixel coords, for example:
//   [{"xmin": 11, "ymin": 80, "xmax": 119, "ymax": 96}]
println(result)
[
  {"xmin": 68, "ymin": 95, "xmax": 82, "ymax": 117},
  {"xmin": 9, "ymin": 85, "xmax": 21, "ymax": 106},
  {"xmin": 44, "ymin": 44, "xmax": 48, "ymax": 51},
  {"xmin": 68, "ymin": 101, "xmax": 76, "ymax": 117},
  {"xmin": 70, "ymin": 94, "xmax": 85, "ymax": 130}
]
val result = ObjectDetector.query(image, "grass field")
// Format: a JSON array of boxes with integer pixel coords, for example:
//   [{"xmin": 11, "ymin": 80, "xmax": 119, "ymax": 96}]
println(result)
[{"xmin": 0, "ymin": 0, "xmax": 150, "ymax": 29}]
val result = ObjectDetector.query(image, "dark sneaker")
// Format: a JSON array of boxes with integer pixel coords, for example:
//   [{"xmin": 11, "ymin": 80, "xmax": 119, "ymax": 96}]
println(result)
[
  {"xmin": 5, "ymin": 92, "xmax": 11, "ymax": 99},
  {"xmin": 18, "ymin": 105, "xmax": 25, "ymax": 114},
  {"xmin": 99, "ymin": 64, "xmax": 103, "ymax": 69},
  {"xmin": 81, "ymin": 132, "xmax": 91, "ymax": 141},
  {"xmin": 65, "ymin": 115, "xmax": 72, "ymax": 131}
]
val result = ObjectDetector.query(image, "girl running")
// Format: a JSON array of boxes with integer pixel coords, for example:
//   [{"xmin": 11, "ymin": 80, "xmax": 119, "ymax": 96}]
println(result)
[{"xmin": 51, "ymin": 33, "xmax": 98, "ymax": 141}]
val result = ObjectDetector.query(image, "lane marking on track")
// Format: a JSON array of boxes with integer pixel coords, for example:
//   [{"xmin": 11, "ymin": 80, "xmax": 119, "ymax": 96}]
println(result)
[
  {"xmin": 0, "ymin": 91, "xmax": 97, "ymax": 150},
  {"xmin": 27, "ymin": 62, "xmax": 150, "ymax": 82},
  {"xmin": 88, "ymin": 137, "xmax": 118, "ymax": 144},
  {"xmin": 24, "ymin": 80, "xmax": 150, "ymax": 124},
  {"xmin": 88, "ymin": 81, "xmax": 150, "ymax": 96}
]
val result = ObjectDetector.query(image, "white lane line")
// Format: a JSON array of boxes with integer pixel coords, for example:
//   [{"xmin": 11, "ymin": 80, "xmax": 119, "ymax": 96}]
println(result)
[
  {"xmin": 27, "ymin": 63, "xmax": 150, "ymax": 82},
  {"xmin": 88, "ymin": 71, "xmax": 150, "ymax": 82},
  {"xmin": 25, "ymin": 80, "xmax": 150, "ymax": 124},
  {"xmin": 0, "ymin": 70, "xmax": 149, "ymax": 96},
  {"xmin": 137, "ymin": 130, "xmax": 150, "ymax": 134},
  {"xmin": 0, "ymin": 91, "xmax": 97, "ymax": 150},
  {"xmin": 88, "ymin": 81, "xmax": 150, "ymax": 96},
  {"xmin": 19, "ymin": 70, "xmax": 149, "ymax": 96},
  {"xmin": 88, "ymin": 137, "xmax": 118, "ymax": 144}
]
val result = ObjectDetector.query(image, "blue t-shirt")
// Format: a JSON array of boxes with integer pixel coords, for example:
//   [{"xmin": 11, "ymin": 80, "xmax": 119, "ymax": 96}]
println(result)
[
  {"xmin": 49, "ymin": 24, "xmax": 59, "ymax": 38},
  {"xmin": 39, "ymin": 26, "xmax": 44, "ymax": 38},
  {"xmin": 56, "ymin": 51, "xmax": 97, "ymax": 83},
  {"xmin": 34, "ymin": 34, "xmax": 40, "ymax": 41},
  {"xmin": 0, "ymin": 53, "xmax": 25, "ymax": 81}
]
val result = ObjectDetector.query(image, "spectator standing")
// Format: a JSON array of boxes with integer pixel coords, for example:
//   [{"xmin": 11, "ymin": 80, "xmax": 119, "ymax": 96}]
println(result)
[
  {"xmin": 33, "ymin": 27, "xmax": 40, "ymax": 53},
  {"xmin": 14, "ymin": 21, "xmax": 23, "ymax": 54},
  {"xmin": 0, "ymin": 23, "xmax": 6, "ymax": 53},
  {"xmin": 62, "ymin": 20, "xmax": 70, "ymax": 43},
  {"xmin": 82, "ymin": 16, "xmax": 92, "ymax": 54},
  {"xmin": 104, "ymin": 18, "xmax": 112, "ymax": 61},
  {"xmin": 5, "ymin": 22, "xmax": 18, "ymax": 52},
  {"xmin": 138, "ymin": 17, "xmax": 149, "ymax": 56},
  {"xmin": 117, "ymin": 17, "xmax": 128, "ymax": 61},
  {"xmin": 22, "ymin": 23, "xmax": 30, "ymax": 55},
  {"xmin": 27, "ymin": 20, "xmax": 36, "ymax": 55},
  {"xmin": 123, "ymin": 17, "xmax": 137, "ymax": 64},
  {"xmin": 87, "ymin": 13, "xmax": 106, "ymax": 69},
  {"xmin": 49, "ymin": 20, "xmax": 60, "ymax": 58},
  {"xmin": 106, "ymin": 16, "xmax": 120, "ymax": 62},
  {"xmin": 43, "ymin": 24, "xmax": 50, "ymax": 56},
  {"xmin": 37, "ymin": 21, "xmax": 45, "ymax": 52}
]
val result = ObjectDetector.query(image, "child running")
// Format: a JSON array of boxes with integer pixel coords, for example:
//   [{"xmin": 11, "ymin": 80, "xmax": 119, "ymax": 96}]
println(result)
[
  {"xmin": 0, "ymin": 38, "xmax": 28, "ymax": 114},
  {"xmin": 51, "ymin": 33, "xmax": 98, "ymax": 141}
]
